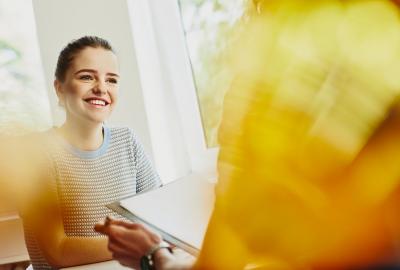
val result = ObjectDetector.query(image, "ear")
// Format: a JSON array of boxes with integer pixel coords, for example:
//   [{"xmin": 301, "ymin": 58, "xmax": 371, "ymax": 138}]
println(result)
[{"xmin": 54, "ymin": 79, "xmax": 65, "ymax": 107}]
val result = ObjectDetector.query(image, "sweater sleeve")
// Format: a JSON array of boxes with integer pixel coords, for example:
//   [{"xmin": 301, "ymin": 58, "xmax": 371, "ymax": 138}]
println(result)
[{"xmin": 129, "ymin": 129, "xmax": 162, "ymax": 193}]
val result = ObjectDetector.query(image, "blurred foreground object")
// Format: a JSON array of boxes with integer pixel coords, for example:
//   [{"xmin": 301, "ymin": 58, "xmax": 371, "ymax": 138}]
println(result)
[
  {"xmin": 0, "ymin": 134, "xmax": 52, "ymax": 211},
  {"xmin": 196, "ymin": 0, "xmax": 400, "ymax": 269}
]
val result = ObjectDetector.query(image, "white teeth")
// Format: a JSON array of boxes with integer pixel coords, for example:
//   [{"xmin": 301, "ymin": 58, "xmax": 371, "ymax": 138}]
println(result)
[{"xmin": 88, "ymin": 99, "xmax": 106, "ymax": 106}]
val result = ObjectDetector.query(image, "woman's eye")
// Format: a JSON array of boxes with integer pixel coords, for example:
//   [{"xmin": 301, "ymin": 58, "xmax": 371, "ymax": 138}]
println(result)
[
  {"xmin": 79, "ymin": 75, "xmax": 93, "ymax": 80},
  {"xmin": 107, "ymin": 78, "xmax": 118, "ymax": 84}
]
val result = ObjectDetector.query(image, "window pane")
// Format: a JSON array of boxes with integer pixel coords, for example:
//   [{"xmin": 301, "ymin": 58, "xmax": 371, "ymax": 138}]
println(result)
[
  {"xmin": 177, "ymin": 0, "xmax": 245, "ymax": 147},
  {"xmin": 0, "ymin": 0, "xmax": 52, "ymax": 136}
]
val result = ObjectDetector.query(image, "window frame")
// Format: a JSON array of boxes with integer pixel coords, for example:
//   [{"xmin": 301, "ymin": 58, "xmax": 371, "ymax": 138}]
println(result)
[{"xmin": 127, "ymin": 0, "xmax": 218, "ymax": 181}]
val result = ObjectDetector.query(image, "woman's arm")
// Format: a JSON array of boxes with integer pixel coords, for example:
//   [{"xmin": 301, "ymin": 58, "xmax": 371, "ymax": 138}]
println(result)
[
  {"xmin": 56, "ymin": 237, "xmax": 112, "ymax": 268},
  {"xmin": 23, "ymin": 164, "xmax": 112, "ymax": 268},
  {"xmin": 26, "ymin": 192, "xmax": 112, "ymax": 268}
]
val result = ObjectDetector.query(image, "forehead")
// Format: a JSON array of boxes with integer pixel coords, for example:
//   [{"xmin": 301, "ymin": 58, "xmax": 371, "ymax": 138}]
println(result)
[{"xmin": 70, "ymin": 47, "xmax": 119, "ymax": 73}]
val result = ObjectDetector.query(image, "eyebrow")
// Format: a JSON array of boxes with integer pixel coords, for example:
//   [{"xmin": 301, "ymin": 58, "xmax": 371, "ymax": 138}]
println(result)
[{"xmin": 74, "ymin": 69, "xmax": 120, "ymax": 77}]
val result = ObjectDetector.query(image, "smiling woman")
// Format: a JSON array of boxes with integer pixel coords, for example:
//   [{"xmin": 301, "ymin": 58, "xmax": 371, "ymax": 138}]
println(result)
[
  {"xmin": 20, "ymin": 36, "xmax": 162, "ymax": 270},
  {"xmin": 54, "ymin": 46, "xmax": 119, "ymax": 144}
]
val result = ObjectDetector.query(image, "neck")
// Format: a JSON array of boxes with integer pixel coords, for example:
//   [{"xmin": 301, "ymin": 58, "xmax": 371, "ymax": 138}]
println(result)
[{"xmin": 58, "ymin": 117, "xmax": 104, "ymax": 151}]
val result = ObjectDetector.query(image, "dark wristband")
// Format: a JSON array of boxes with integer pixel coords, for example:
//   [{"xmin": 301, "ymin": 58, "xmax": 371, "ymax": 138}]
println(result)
[{"xmin": 140, "ymin": 241, "xmax": 172, "ymax": 270}]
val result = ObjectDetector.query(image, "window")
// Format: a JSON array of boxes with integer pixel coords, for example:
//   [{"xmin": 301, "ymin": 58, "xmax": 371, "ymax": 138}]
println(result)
[
  {"xmin": 0, "ymin": 0, "xmax": 52, "ymax": 225},
  {"xmin": 127, "ymin": 0, "xmax": 247, "ymax": 178},
  {"xmin": 177, "ymin": 0, "xmax": 246, "ymax": 147},
  {"xmin": 0, "ymin": 0, "xmax": 52, "ymax": 136}
]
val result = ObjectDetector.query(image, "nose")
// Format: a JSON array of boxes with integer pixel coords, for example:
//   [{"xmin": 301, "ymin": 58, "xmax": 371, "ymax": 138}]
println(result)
[{"xmin": 93, "ymin": 80, "xmax": 107, "ymax": 95}]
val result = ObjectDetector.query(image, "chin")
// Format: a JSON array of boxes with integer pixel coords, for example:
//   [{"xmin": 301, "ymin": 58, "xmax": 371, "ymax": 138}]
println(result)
[
  {"xmin": 87, "ymin": 114, "xmax": 111, "ymax": 124},
  {"xmin": 91, "ymin": 117, "xmax": 109, "ymax": 124}
]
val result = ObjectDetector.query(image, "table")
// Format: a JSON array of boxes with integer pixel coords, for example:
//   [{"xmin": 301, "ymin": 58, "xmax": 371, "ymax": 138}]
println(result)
[{"xmin": 61, "ymin": 260, "xmax": 130, "ymax": 270}]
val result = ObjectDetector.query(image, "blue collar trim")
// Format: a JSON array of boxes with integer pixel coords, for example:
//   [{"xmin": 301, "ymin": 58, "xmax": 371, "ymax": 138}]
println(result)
[{"xmin": 55, "ymin": 126, "xmax": 110, "ymax": 159}]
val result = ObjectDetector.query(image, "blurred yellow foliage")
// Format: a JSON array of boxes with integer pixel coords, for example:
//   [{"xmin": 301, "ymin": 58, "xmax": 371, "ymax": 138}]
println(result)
[
  {"xmin": 196, "ymin": 0, "xmax": 400, "ymax": 269},
  {"xmin": 0, "ymin": 134, "xmax": 53, "ymax": 215}
]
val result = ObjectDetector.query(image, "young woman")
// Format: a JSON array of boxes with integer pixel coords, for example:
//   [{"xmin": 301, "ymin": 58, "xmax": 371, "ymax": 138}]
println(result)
[{"xmin": 21, "ymin": 36, "xmax": 161, "ymax": 270}]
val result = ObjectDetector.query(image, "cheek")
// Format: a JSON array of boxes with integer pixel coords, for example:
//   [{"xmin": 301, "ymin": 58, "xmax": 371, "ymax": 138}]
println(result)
[
  {"xmin": 110, "ymin": 88, "xmax": 119, "ymax": 103},
  {"xmin": 65, "ymin": 82, "xmax": 85, "ymax": 98}
]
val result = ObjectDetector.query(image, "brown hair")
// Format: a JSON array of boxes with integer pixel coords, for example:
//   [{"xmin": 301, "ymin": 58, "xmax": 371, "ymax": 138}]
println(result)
[{"xmin": 55, "ymin": 36, "xmax": 114, "ymax": 82}]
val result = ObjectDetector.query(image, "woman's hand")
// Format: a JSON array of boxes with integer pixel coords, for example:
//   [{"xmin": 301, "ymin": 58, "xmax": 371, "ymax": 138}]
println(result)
[{"xmin": 95, "ymin": 217, "xmax": 161, "ymax": 269}]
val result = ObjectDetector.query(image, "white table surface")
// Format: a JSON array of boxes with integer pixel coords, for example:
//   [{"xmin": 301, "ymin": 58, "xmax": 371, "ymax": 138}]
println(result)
[
  {"xmin": 61, "ymin": 260, "xmax": 131, "ymax": 270},
  {"xmin": 119, "ymin": 174, "xmax": 215, "ymax": 252}
]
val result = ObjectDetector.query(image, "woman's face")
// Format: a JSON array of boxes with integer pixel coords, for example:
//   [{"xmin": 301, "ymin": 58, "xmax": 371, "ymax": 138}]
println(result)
[{"xmin": 55, "ymin": 47, "xmax": 119, "ymax": 125}]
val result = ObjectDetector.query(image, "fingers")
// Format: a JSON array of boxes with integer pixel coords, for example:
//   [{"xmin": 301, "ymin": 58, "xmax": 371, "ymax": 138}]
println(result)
[
  {"xmin": 94, "ymin": 222, "xmax": 107, "ymax": 234},
  {"xmin": 105, "ymin": 225, "xmax": 148, "ymax": 254},
  {"xmin": 108, "ymin": 240, "xmax": 139, "ymax": 258},
  {"xmin": 98, "ymin": 217, "xmax": 161, "ymax": 247},
  {"xmin": 94, "ymin": 216, "xmax": 138, "ymax": 235},
  {"xmin": 94, "ymin": 216, "xmax": 163, "ymax": 264},
  {"xmin": 108, "ymin": 218, "xmax": 140, "ymax": 229},
  {"xmin": 107, "ymin": 225, "xmax": 151, "ymax": 251}
]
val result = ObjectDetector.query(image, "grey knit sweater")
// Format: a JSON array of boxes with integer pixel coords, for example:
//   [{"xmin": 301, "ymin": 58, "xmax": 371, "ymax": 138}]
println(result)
[{"xmin": 22, "ymin": 126, "xmax": 162, "ymax": 269}]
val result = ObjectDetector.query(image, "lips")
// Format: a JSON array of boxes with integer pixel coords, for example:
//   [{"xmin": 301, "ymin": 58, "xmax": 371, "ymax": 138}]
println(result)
[{"xmin": 84, "ymin": 97, "xmax": 110, "ymax": 106}]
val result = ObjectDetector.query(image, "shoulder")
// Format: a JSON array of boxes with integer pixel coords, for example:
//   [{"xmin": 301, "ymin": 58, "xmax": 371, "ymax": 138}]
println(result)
[
  {"xmin": 107, "ymin": 126, "xmax": 131, "ymax": 139},
  {"xmin": 14, "ymin": 129, "xmax": 56, "ymax": 153},
  {"xmin": 0, "ymin": 131, "xmax": 56, "ymax": 181},
  {"xmin": 106, "ymin": 126, "xmax": 141, "ymax": 145}
]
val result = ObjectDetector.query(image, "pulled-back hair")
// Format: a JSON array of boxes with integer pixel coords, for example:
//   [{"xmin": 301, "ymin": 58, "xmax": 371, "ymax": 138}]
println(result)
[{"xmin": 55, "ymin": 36, "xmax": 114, "ymax": 82}]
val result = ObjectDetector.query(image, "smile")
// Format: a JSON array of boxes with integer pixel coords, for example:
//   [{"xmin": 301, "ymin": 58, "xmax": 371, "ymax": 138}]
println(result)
[{"xmin": 84, "ymin": 98, "xmax": 110, "ymax": 107}]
